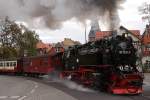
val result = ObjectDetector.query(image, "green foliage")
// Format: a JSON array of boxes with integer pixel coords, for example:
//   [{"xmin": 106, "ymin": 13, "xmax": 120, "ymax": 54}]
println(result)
[
  {"xmin": 21, "ymin": 29, "xmax": 39, "ymax": 56},
  {"xmin": 0, "ymin": 17, "xmax": 39, "ymax": 59},
  {"xmin": 0, "ymin": 47, "xmax": 17, "ymax": 59}
]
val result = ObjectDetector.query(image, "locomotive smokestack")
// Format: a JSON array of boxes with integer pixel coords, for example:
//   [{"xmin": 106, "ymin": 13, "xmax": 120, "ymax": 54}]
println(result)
[{"xmin": 0, "ymin": 0, "xmax": 125, "ymax": 30}]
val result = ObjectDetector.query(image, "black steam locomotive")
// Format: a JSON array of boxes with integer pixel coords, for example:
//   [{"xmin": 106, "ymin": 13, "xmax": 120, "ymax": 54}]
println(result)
[{"xmin": 61, "ymin": 34, "xmax": 143, "ymax": 94}]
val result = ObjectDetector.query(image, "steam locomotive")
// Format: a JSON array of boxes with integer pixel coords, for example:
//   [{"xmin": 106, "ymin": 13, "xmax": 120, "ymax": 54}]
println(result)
[
  {"xmin": 61, "ymin": 34, "xmax": 144, "ymax": 94},
  {"xmin": 0, "ymin": 34, "xmax": 144, "ymax": 94}
]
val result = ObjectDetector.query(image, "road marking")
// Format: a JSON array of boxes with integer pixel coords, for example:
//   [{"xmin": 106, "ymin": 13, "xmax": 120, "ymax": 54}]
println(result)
[
  {"xmin": 35, "ymin": 85, "xmax": 38, "ymax": 88},
  {"xmin": 30, "ymin": 89, "xmax": 35, "ymax": 94},
  {"xmin": 9, "ymin": 96, "xmax": 20, "ymax": 99},
  {"xmin": 0, "ymin": 96, "xmax": 7, "ymax": 99},
  {"xmin": 18, "ymin": 96, "xmax": 27, "ymax": 100},
  {"xmin": 0, "ymin": 96, "xmax": 21, "ymax": 99}
]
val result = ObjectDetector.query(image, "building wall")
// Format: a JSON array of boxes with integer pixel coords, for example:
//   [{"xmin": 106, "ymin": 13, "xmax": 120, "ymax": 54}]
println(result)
[
  {"xmin": 142, "ymin": 56, "xmax": 150, "ymax": 69},
  {"xmin": 142, "ymin": 56, "xmax": 150, "ymax": 64}
]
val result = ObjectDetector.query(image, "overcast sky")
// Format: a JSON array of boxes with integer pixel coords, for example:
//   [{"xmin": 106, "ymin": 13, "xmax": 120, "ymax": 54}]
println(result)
[{"xmin": 29, "ymin": 0, "xmax": 150, "ymax": 43}]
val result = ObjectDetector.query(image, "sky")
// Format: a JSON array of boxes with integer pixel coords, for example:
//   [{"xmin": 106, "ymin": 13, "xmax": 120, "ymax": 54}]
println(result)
[{"xmin": 1, "ymin": 0, "xmax": 149, "ymax": 44}]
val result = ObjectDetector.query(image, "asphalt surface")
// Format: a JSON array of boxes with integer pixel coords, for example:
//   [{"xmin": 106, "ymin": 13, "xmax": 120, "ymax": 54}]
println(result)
[
  {"xmin": 143, "ymin": 73, "xmax": 150, "ymax": 97},
  {"xmin": 0, "ymin": 74, "xmax": 150, "ymax": 100},
  {"xmin": 0, "ymin": 75, "xmax": 77, "ymax": 100}
]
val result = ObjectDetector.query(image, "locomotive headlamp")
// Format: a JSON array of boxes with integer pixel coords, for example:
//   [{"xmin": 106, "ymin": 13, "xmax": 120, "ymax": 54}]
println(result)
[{"xmin": 119, "ymin": 65, "xmax": 124, "ymax": 71}]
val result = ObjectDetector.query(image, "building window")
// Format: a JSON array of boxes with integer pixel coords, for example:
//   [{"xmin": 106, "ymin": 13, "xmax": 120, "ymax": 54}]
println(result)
[
  {"xmin": 145, "ymin": 60, "xmax": 150, "ymax": 68},
  {"xmin": 56, "ymin": 48, "xmax": 59, "ymax": 52}
]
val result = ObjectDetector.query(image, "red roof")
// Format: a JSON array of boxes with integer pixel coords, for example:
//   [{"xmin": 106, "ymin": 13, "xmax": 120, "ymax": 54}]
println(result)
[
  {"xmin": 95, "ymin": 31, "xmax": 112, "ymax": 40},
  {"xmin": 143, "ymin": 36, "xmax": 150, "ymax": 45},
  {"xmin": 129, "ymin": 30, "xmax": 141, "ymax": 40},
  {"xmin": 95, "ymin": 30, "xmax": 141, "ymax": 40},
  {"xmin": 36, "ymin": 41, "xmax": 46, "ymax": 49},
  {"xmin": 130, "ymin": 30, "xmax": 140, "ymax": 36}
]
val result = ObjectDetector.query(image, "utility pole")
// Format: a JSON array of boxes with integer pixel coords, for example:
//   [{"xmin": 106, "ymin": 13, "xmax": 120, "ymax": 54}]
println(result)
[
  {"xmin": 85, "ymin": 25, "xmax": 87, "ymax": 43},
  {"xmin": 139, "ymin": 2, "xmax": 150, "ymax": 25}
]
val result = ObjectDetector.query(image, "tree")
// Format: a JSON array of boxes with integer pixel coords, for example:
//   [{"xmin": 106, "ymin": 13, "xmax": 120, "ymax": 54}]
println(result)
[
  {"xmin": 20, "ymin": 25, "xmax": 39, "ymax": 56},
  {"xmin": 0, "ymin": 17, "xmax": 39, "ymax": 59},
  {"xmin": 139, "ymin": 2, "xmax": 150, "ymax": 25},
  {"xmin": 0, "ymin": 17, "xmax": 21, "ymax": 58}
]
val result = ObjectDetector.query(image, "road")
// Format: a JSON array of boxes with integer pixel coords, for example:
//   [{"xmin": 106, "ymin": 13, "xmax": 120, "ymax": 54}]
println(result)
[
  {"xmin": 143, "ymin": 73, "xmax": 150, "ymax": 97},
  {"xmin": 0, "ymin": 75, "xmax": 77, "ymax": 100},
  {"xmin": 0, "ymin": 74, "xmax": 150, "ymax": 100}
]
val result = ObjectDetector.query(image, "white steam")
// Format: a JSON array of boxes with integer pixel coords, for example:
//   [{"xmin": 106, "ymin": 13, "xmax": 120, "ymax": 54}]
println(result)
[{"xmin": 42, "ymin": 72, "xmax": 94, "ymax": 92}]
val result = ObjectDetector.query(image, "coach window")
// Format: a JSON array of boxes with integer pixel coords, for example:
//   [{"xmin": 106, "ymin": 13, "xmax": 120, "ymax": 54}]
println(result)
[
  {"xmin": 10, "ymin": 62, "xmax": 13, "ymax": 67},
  {"xmin": 1, "ymin": 62, "xmax": 4, "ymax": 67},
  {"xmin": 13, "ymin": 62, "xmax": 16, "ymax": 66},
  {"xmin": 0, "ymin": 62, "xmax": 2, "ymax": 67}
]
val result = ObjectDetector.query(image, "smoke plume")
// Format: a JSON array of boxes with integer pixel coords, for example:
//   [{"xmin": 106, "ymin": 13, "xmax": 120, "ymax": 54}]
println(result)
[{"xmin": 0, "ymin": 0, "xmax": 125, "ymax": 30}]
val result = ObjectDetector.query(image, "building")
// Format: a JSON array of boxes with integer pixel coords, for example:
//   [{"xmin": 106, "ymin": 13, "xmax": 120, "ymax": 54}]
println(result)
[
  {"xmin": 141, "ymin": 24, "xmax": 150, "ymax": 68},
  {"xmin": 61, "ymin": 38, "xmax": 81, "ymax": 49},
  {"xmin": 49, "ymin": 42, "xmax": 64, "ymax": 55},
  {"xmin": 36, "ymin": 38, "xmax": 81, "ymax": 55},
  {"xmin": 36, "ymin": 40, "xmax": 52, "ymax": 55},
  {"xmin": 88, "ymin": 20, "xmax": 101, "ymax": 42},
  {"xmin": 36, "ymin": 41, "xmax": 65, "ymax": 55},
  {"xmin": 89, "ymin": 26, "xmax": 141, "ymax": 45},
  {"xmin": 88, "ymin": 20, "xmax": 141, "ymax": 44}
]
